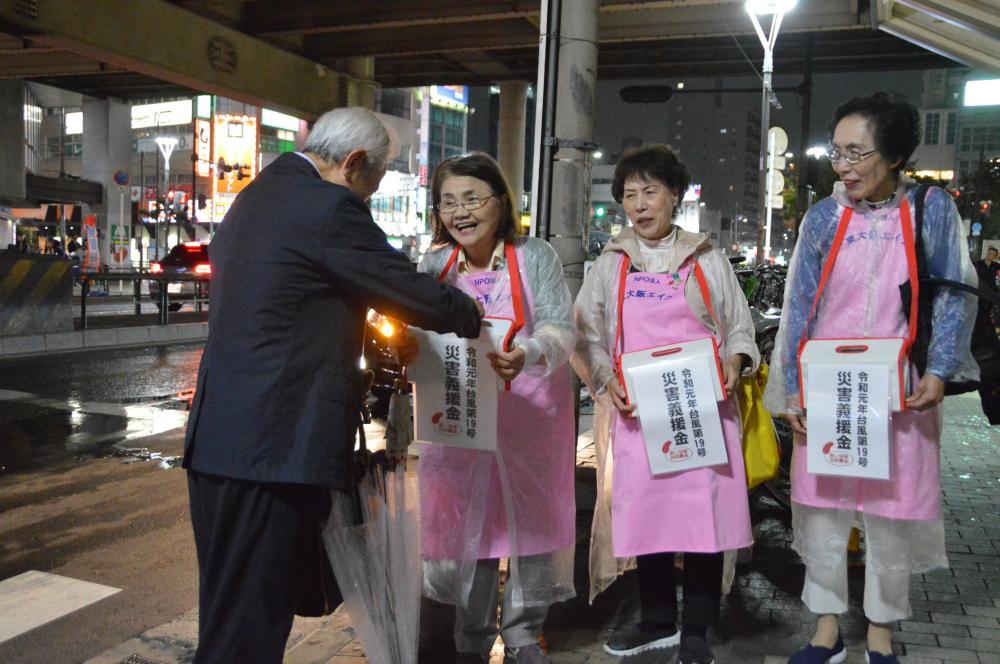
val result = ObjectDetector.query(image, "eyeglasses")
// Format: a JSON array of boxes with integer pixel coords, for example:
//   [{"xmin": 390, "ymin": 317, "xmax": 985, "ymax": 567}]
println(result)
[
  {"xmin": 825, "ymin": 147, "xmax": 879, "ymax": 165},
  {"xmin": 436, "ymin": 195, "xmax": 494, "ymax": 215}
]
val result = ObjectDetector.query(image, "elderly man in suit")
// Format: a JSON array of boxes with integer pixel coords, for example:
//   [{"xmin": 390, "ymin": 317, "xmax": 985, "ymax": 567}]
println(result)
[{"xmin": 183, "ymin": 106, "xmax": 482, "ymax": 663}]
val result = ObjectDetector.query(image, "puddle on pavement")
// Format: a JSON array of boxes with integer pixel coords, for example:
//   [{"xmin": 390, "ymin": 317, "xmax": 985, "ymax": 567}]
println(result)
[
  {"xmin": 111, "ymin": 446, "xmax": 183, "ymax": 469},
  {"xmin": 0, "ymin": 392, "xmax": 192, "ymax": 474}
]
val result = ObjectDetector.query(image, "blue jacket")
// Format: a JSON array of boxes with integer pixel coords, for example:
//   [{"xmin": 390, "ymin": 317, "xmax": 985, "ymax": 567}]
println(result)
[{"xmin": 780, "ymin": 179, "xmax": 978, "ymax": 398}]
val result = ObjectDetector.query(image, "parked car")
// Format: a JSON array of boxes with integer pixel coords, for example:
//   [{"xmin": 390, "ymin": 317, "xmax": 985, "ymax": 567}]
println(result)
[{"xmin": 149, "ymin": 242, "xmax": 211, "ymax": 312}]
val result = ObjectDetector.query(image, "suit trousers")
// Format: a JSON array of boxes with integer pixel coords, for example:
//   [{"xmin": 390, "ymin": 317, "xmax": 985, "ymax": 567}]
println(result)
[
  {"xmin": 187, "ymin": 470, "xmax": 331, "ymax": 664},
  {"xmin": 637, "ymin": 551, "xmax": 725, "ymax": 628},
  {"xmin": 454, "ymin": 557, "xmax": 550, "ymax": 654}
]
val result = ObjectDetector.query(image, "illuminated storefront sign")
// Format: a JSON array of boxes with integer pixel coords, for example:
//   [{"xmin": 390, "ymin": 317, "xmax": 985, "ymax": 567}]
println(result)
[
  {"xmin": 965, "ymin": 79, "xmax": 1000, "ymax": 107},
  {"xmin": 683, "ymin": 184, "xmax": 702, "ymax": 202},
  {"xmin": 262, "ymin": 108, "xmax": 300, "ymax": 131},
  {"xmin": 65, "ymin": 111, "xmax": 83, "ymax": 135},
  {"xmin": 430, "ymin": 85, "xmax": 468, "ymax": 110},
  {"xmin": 194, "ymin": 119, "xmax": 211, "ymax": 177},
  {"xmin": 131, "ymin": 100, "xmax": 193, "ymax": 129},
  {"xmin": 196, "ymin": 95, "xmax": 212, "ymax": 119},
  {"xmin": 211, "ymin": 114, "xmax": 258, "ymax": 221}
]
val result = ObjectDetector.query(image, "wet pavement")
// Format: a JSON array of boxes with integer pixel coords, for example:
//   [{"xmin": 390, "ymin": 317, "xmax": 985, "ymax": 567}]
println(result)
[
  {"xmin": 0, "ymin": 343, "xmax": 201, "ymax": 403},
  {"xmin": 0, "ymin": 344, "xmax": 200, "ymax": 476},
  {"xmin": 69, "ymin": 392, "xmax": 1000, "ymax": 664},
  {"xmin": 2, "ymin": 352, "xmax": 999, "ymax": 663}
]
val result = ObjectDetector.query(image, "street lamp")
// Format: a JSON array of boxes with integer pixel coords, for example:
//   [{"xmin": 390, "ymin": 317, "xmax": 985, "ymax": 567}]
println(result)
[
  {"xmin": 806, "ymin": 145, "xmax": 826, "ymax": 159},
  {"xmin": 154, "ymin": 136, "xmax": 178, "ymax": 260},
  {"xmin": 746, "ymin": 0, "xmax": 797, "ymax": 263}
]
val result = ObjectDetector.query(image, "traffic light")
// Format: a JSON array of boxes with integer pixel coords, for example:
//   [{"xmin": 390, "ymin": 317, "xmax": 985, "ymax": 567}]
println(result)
[
  {"xmin": 236, "ymin": 164, "xmax": 251, "ymax": 180},
  {"xmin": 217, "ymin": 157, "xmax": 231, "ymax": 179},
  {"xmin": 595, "ymin": 205, "xmax": 606, "ymax": 218}
]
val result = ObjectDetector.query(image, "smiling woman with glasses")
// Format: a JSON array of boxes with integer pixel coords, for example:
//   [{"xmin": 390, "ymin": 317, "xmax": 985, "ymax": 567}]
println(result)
[
  {"xmin": 764, "ymin": 92, "xmax": 979, "ymax": 664},
  {"xmin": 393, "ymin": 152, "xmax": 577, "ymax": 664}
]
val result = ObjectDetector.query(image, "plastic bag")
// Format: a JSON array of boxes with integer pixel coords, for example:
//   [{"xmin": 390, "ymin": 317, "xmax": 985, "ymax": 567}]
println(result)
[{"xmin": 737, "ymin": 364, "xmax": 780, "ymax": 489}]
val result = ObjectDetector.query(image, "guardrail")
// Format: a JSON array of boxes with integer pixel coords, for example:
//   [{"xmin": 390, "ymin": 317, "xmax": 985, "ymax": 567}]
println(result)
[{"xmin": 77, "ymin": 271, "xmax": 208, "ymax": 328}]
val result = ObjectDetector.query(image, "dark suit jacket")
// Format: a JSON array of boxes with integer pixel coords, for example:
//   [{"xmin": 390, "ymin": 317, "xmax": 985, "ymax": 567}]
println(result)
[{"xmin": 183, "ymin": 152, "xmax": 480, "ymax": 490}]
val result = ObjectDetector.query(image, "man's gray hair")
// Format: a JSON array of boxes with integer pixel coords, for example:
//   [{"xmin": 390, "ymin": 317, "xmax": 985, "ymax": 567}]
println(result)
[{"xmin": 303, "ymin": 107, "xmax": 391, "ymax": 172}]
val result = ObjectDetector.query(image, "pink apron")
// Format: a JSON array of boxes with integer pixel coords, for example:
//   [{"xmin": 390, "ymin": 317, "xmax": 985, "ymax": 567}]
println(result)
[
  {"xmin": 419, "ymin": 243, "xmax": 576, "ymax": 560},
  {"xmin": 610, "ymin": 256, "xmax": 752, "ymax": 557},
  {"xmin": 791, "ymin": 202, "xmax": 942, "ymax": 520}
]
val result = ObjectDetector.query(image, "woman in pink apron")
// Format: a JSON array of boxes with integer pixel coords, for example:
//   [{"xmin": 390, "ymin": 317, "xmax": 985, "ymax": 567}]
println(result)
[
  {"xmin": 763, "ymin": 94, "xmax": 978, "ymax": 664},
  {"xmin": 397, "ymin": 153, "xmax": 576, "ymax": 664},
  {"xmin": 574, "ymin": 145, "xmax": 759, "ymax": 664}
]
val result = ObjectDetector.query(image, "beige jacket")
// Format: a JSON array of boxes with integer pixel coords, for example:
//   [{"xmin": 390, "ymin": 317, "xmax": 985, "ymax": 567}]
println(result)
[{"xmin": 572, "ymin": 225, "xmax": 759, "ymax": 601}]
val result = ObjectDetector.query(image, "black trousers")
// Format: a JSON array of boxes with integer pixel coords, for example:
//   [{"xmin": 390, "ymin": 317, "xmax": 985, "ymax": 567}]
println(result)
[
  {"xmin": 187, "ymin": 470, "xmax": 331, "ymax": 664},
  {"xmin": 636, "ymin": 551, "xmax": 725, "ymax": 628}
]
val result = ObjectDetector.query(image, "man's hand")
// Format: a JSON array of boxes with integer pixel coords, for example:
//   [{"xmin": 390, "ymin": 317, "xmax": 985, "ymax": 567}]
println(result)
[
  {"xmin": 487, "ymin": 346, "xmax": 526, "ymax": 381},
  {"xmin": 722, "ymin": 354, "xmax": 748, "ymax": 397},
  {"xmin": 905, "ymin": 373, "xmax": 945, "ymax": 411},
  {"xmin": 389, "ymin": 329, "xmax": 420, "ymax": 366},
  {"xmin": 607, "ymin": 378, "xmax": 636, "ymax": 417}
]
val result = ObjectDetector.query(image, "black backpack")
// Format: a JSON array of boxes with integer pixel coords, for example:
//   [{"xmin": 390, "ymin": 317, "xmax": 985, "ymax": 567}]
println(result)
[{"xmin": 901, "ymin": 184, "xmax": 1000, "ymax": 395}]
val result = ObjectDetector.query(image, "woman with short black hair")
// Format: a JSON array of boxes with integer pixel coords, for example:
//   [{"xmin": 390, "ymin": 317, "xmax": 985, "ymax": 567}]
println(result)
[
  {"xmin": 576, "ymin": 144, "xmax": 759, "ymax": 664},
  {"xmin": 765, "ymin": 93, "xmax": 979, "ymax": 664}
]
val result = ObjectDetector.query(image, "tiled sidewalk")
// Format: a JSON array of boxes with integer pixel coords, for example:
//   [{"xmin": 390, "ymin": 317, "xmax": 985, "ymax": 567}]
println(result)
[{"xmin": 88, "ymin": 393, "xmax": 1000, "ymax": 664}]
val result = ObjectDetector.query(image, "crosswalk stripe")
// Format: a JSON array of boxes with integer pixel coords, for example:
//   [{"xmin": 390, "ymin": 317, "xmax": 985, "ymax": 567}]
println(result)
[{"xmin": 0, "ymin": 571, "xmax": 120, "ymax": 644}]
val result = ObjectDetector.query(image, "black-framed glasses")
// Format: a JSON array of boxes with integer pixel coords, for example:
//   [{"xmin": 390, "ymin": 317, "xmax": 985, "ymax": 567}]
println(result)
[
  {"xmin": 825, "ymin": 147, "xmax": 879, "ymax": 165},
  {"xmin": 435, "ymin": 195, "xmax": 494, "ymax": 215}
]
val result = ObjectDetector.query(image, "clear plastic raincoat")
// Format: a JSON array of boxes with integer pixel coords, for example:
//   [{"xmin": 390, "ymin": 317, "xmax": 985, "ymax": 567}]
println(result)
[
  {"xmin": 763, "ymin": 177, "xmax": 978, "ymax": 578},
  {"xmin": 573, "ymin": 226, "xmax": 760, "ymax": 602},
  {"xmin": 417, "ymin": 235, "xmax": 577, "ymax": 609}
]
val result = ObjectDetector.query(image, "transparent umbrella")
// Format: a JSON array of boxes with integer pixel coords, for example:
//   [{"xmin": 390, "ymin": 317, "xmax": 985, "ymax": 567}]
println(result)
[{"xmin": 322, "ymin": 435, "xmax": 420, "ymax": 664}]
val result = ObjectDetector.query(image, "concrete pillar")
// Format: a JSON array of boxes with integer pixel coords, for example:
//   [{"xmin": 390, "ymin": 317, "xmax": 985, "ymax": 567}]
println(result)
[
  {"xmin": 547, "ymin": 0, "xmax": 598, "ymax": 298},
  {"xmin": 0, "ymin": 80, "xmax": 26, "ymax": 204},
  {"xmin": 82, "ymin": 98, "xmax": 132, "ymax": 266},
  {"xmin": 498, "ymin": 81, "xmax": 528, "ymax": 212},
  {"xmin": 343, "ymin": 56, "xmax": 377, "ymax": 110}
]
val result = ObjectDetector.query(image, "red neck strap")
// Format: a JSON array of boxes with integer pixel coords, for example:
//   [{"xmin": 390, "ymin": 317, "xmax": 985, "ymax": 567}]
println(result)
[
  {"xmin": 797, "ymin": 200, "xmax": 919, "ymax": 355},
  {"xmin": 439, "ymin": 242, "xmax": 526, "ymax": 352},
  {"xmin": 612, "ymin": 255, "xmax": 721, "ymax": 369},
  {"xmin": 439, "ymin": 245, "xmax": 461, "ymax": 283}
]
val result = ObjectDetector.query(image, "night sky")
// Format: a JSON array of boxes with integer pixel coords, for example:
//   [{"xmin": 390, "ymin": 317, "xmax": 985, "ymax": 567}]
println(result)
[{"xmin": 593, "ymin": 69, "xmax": 928, "ymax": 220}]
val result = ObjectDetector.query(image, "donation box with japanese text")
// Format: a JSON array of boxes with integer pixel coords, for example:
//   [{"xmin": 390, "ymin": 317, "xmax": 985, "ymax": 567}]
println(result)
[
  {"xmin": 407, "ymin": 318, "xmax": 512, "ymax": 451},
  {"xmin": 620, "ymin": 337, "xmax": 729, "ymax": 476},
  {"xmin": 806, "ymin": 363, "xmax": 892, "ymax": 480}
]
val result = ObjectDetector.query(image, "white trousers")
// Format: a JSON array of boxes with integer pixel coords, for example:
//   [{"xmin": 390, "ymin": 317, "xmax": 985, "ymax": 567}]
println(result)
[
  {"xmin": 801, "ymin": 556, "xmax": 912, "ymax": 623},
  {"xmin": 793, "ymin": 503, "xmax": 947, "ymax": 624}
]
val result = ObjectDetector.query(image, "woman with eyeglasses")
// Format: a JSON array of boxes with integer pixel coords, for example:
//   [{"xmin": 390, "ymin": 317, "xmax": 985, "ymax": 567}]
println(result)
[
  {"xmin": 764, "ymin": 93, "xmax": 978, "ymax": 664},
  {"xmin": 394, "ymin": 152, "xmax": 576, "ymax": 664},
  {"xmin": 575, "ymin": 144, "xmax": 759, "ymax": 664}
]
